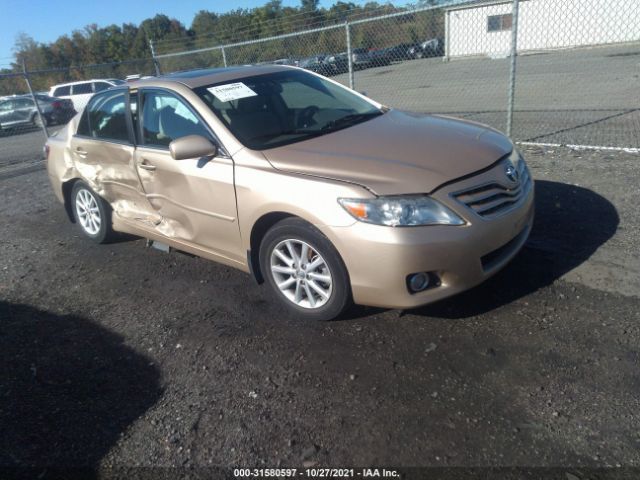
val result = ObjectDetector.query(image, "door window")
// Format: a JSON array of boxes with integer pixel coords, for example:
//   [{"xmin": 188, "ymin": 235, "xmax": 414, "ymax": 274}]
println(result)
[
  {"xmin": 72, "ymin": 83, "xmax": 93, "ymax": 95},
  {"xmin": 93, "ymin": 82, "xmax": 112, "ymax": 92},
  {"xmin": 53, "ymin": 85, "xmax": 71, "ymax": 97},
  {"xmin": 140, "ymin": 91, "xmax": 210, "ymax": 147},
  {"xmin": 14, "ymin": 98, "xmax": 34, "ymax": 109},
  {"xmin": 85, "ymin": 90, "xmax": 130, "ymax": 142}
]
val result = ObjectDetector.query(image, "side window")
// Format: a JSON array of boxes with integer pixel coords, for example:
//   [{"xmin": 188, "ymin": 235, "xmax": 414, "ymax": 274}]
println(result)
[
  {"xmin": 76, "ymin": 108, "xmax": 91, "ymax": 136},
  {"xmin": 86, "ymin": 91, "xmax": 130, "ymax": 142},
  {"xmin": 53, "ymin": 86, "xmax": 71, "ymax": 97},
  {"xmin": 129, "ymin": 92, "xmax": 139, "ymax": 143},
  {"xmin": 140, "ymin": 90, "xmax": 210, "ymax": 147},
  {"xmin": 93, "ymin": 82, "xmax": 111, "ymax": 93},
  {"xmin": 17, "ymin": 98, "xmax": 34, "ymax": 109},
  {"xmin": 72, "ymin": 83, "xmax": 93, "ymax": 95},
  {"xmin": 0, "ymin": 100, "xmax": 12, "ymax": 112}
]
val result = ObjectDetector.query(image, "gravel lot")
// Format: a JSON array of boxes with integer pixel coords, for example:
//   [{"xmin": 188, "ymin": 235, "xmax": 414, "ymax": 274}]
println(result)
[{"xmin": 1, "ymin": 145, "xmax": 639, "ymax": 477}]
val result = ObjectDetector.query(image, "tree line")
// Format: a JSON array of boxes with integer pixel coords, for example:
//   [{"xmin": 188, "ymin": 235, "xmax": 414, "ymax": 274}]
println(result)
[{"xmin": 0, "ymin": 0, "xmax": 443, "ymax": 95}]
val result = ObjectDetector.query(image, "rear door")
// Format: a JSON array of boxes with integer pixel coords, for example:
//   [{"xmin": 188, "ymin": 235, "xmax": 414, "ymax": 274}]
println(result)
[
  {"xmin": 132, "ymin": 88, "xmax": 242, "ymax": 262},
  {"xmin": 0, "ymin": 99, "xmax": 15, "ymax": 126},
  {"xmin": 71, "ymin": 88, "xmax": 158, "ymax": 225},
  {"xmin": 13, "ymin": 98, "xmax": 35, "ymax": 125}
]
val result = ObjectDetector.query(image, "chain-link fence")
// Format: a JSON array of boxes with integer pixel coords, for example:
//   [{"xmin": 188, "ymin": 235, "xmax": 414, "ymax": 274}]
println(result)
[
  {"xmin": 0, "ymin": 59, "xmax": 156, "ymax": 173},
  {"xmin": 153, "ymin": 0, "xmax": 640, "ymax": 150},
  {"xmin": 1, "ymin": 0, "xmax": 639, "ymax": 176}
]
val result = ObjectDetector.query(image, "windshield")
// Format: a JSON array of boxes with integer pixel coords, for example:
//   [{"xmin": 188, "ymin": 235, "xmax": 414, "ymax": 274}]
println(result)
[{"xmin": 195, "ymin": 69, "xmax": 384, "ymax": 150}]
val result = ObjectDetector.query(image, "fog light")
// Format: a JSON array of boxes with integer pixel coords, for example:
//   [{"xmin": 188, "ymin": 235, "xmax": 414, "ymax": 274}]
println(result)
[{"xmin": 408, "ymin": 272, "xmax": 430, "ymax": 293}]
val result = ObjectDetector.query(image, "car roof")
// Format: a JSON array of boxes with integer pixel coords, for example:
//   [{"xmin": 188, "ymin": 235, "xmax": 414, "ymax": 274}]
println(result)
[
  {"xmin": 50, "ymin": 79, "xmax": 120, "ymax": 89},
  {"xmin": 133, "ymin": 65, "xmax": 294, "ymax": 90}
]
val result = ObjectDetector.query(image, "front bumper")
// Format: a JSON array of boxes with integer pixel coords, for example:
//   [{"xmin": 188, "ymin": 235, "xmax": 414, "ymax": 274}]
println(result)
[{"xmin": 323, "ymin": 162, "xmax": 535, "ymax": 310}]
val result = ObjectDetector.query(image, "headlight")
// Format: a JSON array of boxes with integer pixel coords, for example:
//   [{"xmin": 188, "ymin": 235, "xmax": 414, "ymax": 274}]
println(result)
[{"xmin": 338, "ymin": 195, "xmax": 465, "ymax": 227}]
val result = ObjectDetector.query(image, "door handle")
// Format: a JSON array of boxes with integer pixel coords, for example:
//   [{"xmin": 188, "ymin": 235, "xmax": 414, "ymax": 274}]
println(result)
[
  {"xmin": 139, "ymin": 160, "xmax": 156, "ymax": 171},
  {"xmin": 75, "ymin": 147, "xmax": 88, "ymax": 158}
]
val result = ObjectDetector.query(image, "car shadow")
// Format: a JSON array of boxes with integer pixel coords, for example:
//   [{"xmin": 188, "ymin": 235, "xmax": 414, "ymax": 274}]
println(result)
[
  {"xmin": 0, "ymin": 301, "xmax": 162, "ymax": 476},
  {"xmin": 409, "ymin": 180, "xmax": 619, "ymax": 319}
]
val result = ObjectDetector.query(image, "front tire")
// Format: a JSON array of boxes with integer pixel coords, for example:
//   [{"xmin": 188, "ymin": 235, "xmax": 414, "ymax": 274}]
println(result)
[
  {"xmin": 71, "ymin": 181, "xmax": 114, "ymax": 243},
  {"xmin": 260, "ymin": 218, "xmax": 352, "ymax": 321}
]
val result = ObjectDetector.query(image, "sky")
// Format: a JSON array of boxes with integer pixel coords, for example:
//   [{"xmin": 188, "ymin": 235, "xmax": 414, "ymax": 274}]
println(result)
[{"xmin": 0, "ymin": 0, "xmax": 343, "ymax": 66}]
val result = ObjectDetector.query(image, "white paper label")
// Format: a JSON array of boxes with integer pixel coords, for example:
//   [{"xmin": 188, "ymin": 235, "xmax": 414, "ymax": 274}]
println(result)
[{"xmin": 207, "ymin": 82, "xmax": 258, "ymax": 102}]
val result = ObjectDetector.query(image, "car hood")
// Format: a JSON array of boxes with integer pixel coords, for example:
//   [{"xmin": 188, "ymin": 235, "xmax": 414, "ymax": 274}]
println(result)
[{"xmin": 262, "ymin": 109, "xmax": 513, "ymax": 195}]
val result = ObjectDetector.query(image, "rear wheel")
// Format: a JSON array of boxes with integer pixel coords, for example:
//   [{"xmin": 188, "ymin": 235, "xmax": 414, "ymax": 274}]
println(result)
[
  {"xmin": 31, "ymin": 113, "xmax": 47, "ymax": 128},
  {"xmin": 260, "ymin": 218, "xmax": 352, "ymax": 321},
  {"xmin": 71, "ymin": 181, "xmax": 114, "ymax": 244}
]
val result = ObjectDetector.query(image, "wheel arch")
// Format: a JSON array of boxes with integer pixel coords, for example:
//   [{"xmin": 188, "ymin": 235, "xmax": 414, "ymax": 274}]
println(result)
[
  {"xmin": 61, "ymin": 178, "xmax": 82, "ymax": 223},
  {"xmin": 248, "ymin": 211, "xmax": 296, "ymax": 284}
]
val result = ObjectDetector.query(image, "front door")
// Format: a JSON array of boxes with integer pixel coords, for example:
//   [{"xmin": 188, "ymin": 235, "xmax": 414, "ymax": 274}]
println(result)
[{"xmin": 133, "ymin": 88, "xmax": 242, "ymax": 263}]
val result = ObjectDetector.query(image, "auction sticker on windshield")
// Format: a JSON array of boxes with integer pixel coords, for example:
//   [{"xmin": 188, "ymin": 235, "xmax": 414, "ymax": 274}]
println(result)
[{"xmin": 207, "ymin": 82, "xmax": 258, "ymax": 102}]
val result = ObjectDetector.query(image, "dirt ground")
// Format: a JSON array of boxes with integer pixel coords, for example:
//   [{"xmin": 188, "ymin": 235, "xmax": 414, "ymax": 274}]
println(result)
[{"xmin": 1, "ymin": 146, "xmax": 639, "ymax": 478}]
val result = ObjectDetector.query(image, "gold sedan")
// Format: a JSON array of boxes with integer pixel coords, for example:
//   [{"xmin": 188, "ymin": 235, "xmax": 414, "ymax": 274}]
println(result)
[{"xmin": 46, "ymin": 66, "xmax": 534, "ymax": 321}]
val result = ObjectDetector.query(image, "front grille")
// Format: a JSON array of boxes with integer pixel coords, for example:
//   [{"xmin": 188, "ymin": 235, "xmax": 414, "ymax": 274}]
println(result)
[{"xmin": 452, "ymin": 159, "xmax": 532, "ymax": 219}]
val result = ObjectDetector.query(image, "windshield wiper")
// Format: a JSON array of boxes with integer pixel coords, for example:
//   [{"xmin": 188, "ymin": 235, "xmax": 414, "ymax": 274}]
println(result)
[{"xmin": 321, "ymin": 111, "xmax": 383, "ymax": 132}]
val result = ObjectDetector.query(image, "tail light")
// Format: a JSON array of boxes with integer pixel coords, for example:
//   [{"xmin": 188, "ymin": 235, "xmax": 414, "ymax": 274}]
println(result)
[{"xmin": 43, "ymin": 144, "xmax": 50, "ymax": 161}]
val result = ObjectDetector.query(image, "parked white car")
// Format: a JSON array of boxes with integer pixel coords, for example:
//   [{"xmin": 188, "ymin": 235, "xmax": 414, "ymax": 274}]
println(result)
[{"xmin": 48, "ymin": 79, "xmax": 126, "ymax": 111}]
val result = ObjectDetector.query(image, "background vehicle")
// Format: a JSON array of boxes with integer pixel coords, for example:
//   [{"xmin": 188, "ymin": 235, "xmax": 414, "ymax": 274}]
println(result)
[
  {"xmin": 351, "ymin": 48, "xmax": 374, "ymax": 70},
  {"xmin": 325, "ymin": 53, "xmax": 349, "ymax": 75},
  {"xmin": 385, "ymin": 43, "xmax": 420, "ymax": 62},
  {"xmin": 368, "ymin": 48, "xmax": 391, "ymax": 67},
  {"xmin": 271, "ymin": 58, "xmax": 298, "ymax": 66},
  {"xmin": 0, "ymin": 94, "xmax": 75, "ymax": 133},
  {"xmin": 409, "ymin": 38, "xmax": 445, "ymax": 59},
  {"xmin": 48, "ymin": 79, "xmax": 126, "ymax": 111},
  {"xmin": 298, "ymin": 55, "xmax": 332, "ymax": 76}
]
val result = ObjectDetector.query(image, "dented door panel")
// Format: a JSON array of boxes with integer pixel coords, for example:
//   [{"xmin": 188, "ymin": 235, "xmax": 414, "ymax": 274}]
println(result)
[{"xmin": 134, "ymin": 146, "xmax": 243, "ymax": 263}]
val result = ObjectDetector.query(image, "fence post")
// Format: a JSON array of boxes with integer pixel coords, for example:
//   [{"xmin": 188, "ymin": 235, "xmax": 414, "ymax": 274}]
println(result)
[
  {"xmin": 506, "ymin": 0, "xmax": 520, "ymax": 137},
  {"xmin": 221, "ymin": 46, "xmax": 227, "ymax": 68},
  {"xmin": 22, "ymin": 60, "xmax": 49, "ymax": 141},
  {"xmin": 345, "ymin": 22, "xmax": 355, "ymax": 90},
  {"xmin": 149, "ymin": 39, "xmax": 162, "ymax": 76}
]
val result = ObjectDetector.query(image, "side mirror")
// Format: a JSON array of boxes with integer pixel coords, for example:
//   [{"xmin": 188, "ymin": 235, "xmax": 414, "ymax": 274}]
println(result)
[{"xmin": 169, "ymin": 135, "xmax": 218, "ymax": 160}]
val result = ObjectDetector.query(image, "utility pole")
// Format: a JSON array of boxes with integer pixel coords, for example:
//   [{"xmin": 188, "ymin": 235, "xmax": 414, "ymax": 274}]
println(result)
[
  {"xmin": 506, "ymin": 0, "xmax": 520, "ymax": 137},
  {"xmin": 22, "ymin": 60, "xmax": 49, "ymax": 140},
  {"xmin": 345, "ymin": 22, "xmax": 355, "ymax": 90},
  {"xmin": 149, "ymin": 39, "xmax": 162, "ymax": 76}
]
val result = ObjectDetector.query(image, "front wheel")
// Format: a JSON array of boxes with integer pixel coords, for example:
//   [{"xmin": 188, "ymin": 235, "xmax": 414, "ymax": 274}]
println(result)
[
  {"xmin": 260, "ymin": 218, "xmax": 352, "ymax": 321},
  {"xmin": 71, "ymin": 181, "xmax": 115, "ymax": 243}
]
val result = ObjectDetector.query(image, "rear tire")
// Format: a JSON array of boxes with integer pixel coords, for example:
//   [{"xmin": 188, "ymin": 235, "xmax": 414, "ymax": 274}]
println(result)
[
  {"xmin": 71, "ymin": 181, "xmax": 115, "ymax": 244},
  {"xmin": 31, "ymin": 113, "xmax": 48, "ymax": 128},
  {"xmin": 259, "ymin": 218, "xmax": 352, "ymax": 321}
]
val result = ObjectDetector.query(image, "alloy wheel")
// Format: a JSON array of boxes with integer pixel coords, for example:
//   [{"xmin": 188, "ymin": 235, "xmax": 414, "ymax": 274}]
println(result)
[
  {"xmin": 270, "ymin": 239, "xmax": 333, "ymax": 309},
  {"xmin": 75, "ymin": 188, "xmax": 101, "ymax": 235}
]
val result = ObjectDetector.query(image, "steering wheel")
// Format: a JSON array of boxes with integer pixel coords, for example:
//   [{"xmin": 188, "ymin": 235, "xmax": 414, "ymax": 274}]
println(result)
[{"xmin": 297, "ymin": 105, "xmax": 319, "ymax": 129}]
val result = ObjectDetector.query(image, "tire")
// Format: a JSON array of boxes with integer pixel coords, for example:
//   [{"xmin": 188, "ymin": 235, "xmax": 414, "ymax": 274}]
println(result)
[
  {"xmin": 71, "ymin": 181, "xmax": 115, "ymax": 244},
  {"xmin": 259, "ymin": 218, "xmax": 352, "ymax": 321}
]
